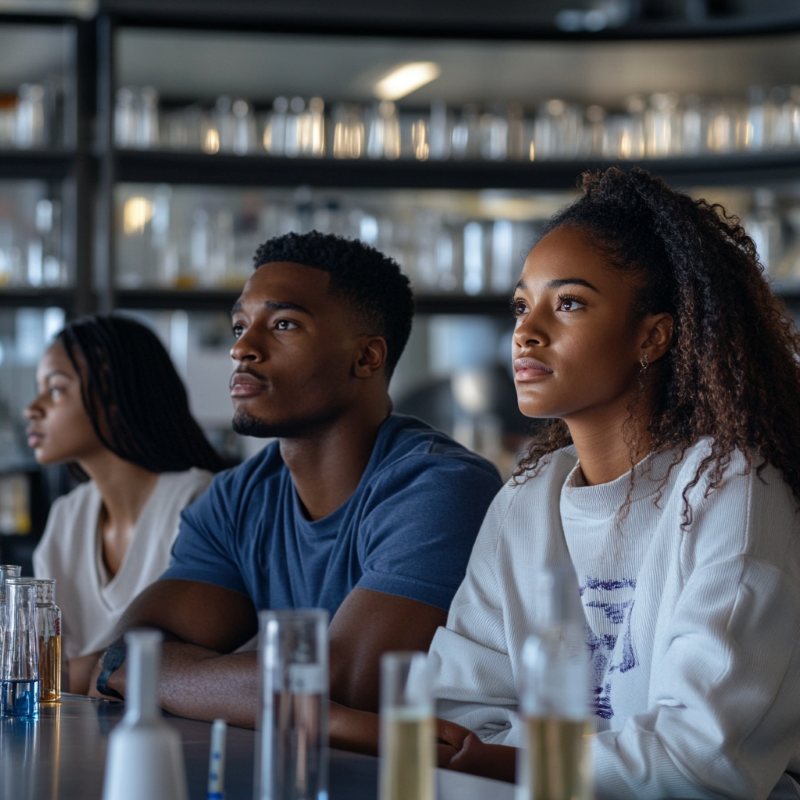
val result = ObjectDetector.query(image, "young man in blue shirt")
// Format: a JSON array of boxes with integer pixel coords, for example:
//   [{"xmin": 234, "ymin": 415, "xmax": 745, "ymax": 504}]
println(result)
[{"xmin": 91, "ymin": 231, "xmax": 502, "ymax": 742}]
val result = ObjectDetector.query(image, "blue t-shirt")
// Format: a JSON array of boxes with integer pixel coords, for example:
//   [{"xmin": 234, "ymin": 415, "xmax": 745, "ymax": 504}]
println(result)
[{"xmin": 162, "ymin": 414, "xmax": 503, "ymax": 617}]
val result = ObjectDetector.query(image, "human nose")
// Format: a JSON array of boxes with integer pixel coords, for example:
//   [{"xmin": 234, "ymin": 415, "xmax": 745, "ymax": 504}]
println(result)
[
  {"xmin": 513, "ymin": 301, "xmax": 550, "ymax": 350},
  {"xmin": 230, "ymin": 324, "xmax": 265, "ymax": 363},
  {"xmin": 25, "ymin": 395, "xmax": 44, "ymax": 421}
]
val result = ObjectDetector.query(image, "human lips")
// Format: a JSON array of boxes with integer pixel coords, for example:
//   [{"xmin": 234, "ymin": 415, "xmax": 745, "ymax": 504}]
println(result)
[
  {"xmin": 230, "ymin": 371, "xmax": 267, "ymax": 398},
  {"xmin": 514, "ymin": 357, "xmax": 554, "ymax": 381},
  {"xmin": 26, "ymin": 427, "xmax": 44, "ymax": 448}
]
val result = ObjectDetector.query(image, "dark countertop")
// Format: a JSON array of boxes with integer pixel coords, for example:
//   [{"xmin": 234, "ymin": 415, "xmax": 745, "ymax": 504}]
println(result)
[{"xmin": 0, "ymin": 694, "xmax": 515, "ymax": 800}]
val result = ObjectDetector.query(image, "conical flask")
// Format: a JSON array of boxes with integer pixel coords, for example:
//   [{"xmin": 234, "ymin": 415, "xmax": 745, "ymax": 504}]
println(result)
[
  {"xmin": 101, "ymin": 629, "xmax": 188, "ymax": 800},
  {"xmin": 1, "ymin": 579, "xmax": 40, "ymax": 718}
]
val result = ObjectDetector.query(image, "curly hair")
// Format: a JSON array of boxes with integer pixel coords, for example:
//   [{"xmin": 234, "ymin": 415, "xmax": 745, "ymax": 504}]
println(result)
[
  {"xmin": 58, "ymin": 315, "xmax": 225, "ymax": 477},
  {"xmin": 253, "ymin": 231, "xmax": 414, "ymax": 378},
  {"xmin": 514, "ymin": 166, "xmax": 800, "ymax": 525}
]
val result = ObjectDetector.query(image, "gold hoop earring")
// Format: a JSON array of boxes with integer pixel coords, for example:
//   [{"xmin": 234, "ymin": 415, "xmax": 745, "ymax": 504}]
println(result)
[{"xmin": 640, "ymin": 354, "xmax": 650, "ymax": 371}]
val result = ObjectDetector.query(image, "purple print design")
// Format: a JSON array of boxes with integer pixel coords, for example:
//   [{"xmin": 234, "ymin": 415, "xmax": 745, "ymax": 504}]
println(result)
[{"xmin": 580, "ymin": 577, "xmax": 638, "ymax": 720}]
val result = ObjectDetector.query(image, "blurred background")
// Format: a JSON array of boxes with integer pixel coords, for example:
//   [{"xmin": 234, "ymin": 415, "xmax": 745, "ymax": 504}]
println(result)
[{"xmin": 2, "ymin": 0, "xmax": 800, "ymax": 569}]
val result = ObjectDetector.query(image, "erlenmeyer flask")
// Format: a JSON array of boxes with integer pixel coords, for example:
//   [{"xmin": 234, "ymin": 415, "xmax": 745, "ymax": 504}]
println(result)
[{"xmin": 1, "ymin": 579, "xmax": 39, "ymax": 718}]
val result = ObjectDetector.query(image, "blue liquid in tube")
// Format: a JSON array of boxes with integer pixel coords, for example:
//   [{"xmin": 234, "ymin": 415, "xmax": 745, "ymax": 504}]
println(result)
[{"xmin": 1, "ymin": 679, "xmax": 40, "ymax": 718}]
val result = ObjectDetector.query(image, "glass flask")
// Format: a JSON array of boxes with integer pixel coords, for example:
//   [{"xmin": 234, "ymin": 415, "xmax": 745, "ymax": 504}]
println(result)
[
  {"xmin": 1, "ymin": 579, "xmax": 39, "ymax": 718},
  {"xmin": 17, "ymin": 579, "xmax": 60, "ymax": 702},
  {"xmin": 0, "ymin": 564, "xmax": 22, "ymax": 668}
]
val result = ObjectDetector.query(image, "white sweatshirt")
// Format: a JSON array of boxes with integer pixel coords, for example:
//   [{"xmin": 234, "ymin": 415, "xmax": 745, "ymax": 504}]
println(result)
[{"xmin": 429, "ymin": 441, "xmax": 800, "ymax": 800}]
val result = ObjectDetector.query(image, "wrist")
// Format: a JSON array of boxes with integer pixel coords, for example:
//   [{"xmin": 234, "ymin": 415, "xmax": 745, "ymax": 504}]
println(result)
[{"xmin": 96, "ymin": 638, "xmax": 127, "ymax": 700}]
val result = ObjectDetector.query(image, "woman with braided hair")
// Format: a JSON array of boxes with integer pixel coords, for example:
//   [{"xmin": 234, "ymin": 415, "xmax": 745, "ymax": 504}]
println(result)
[
  {"xmin": 27, "ymin": 314, "xmax": 223, "ymax": 693},
  {"xmin": 431, "ymin": 167, "xmax": 800, "ymax": 798}
]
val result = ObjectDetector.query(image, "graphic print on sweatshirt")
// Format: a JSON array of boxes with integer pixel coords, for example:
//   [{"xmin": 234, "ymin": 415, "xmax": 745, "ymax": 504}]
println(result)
[{"xmin": 580, "ymin": 577, "xmax": 638, "ymax": 720}]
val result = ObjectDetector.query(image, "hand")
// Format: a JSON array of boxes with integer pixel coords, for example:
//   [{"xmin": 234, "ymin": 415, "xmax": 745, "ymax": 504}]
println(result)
[
  {"xmin": 436, "ymin": 718, "xmax": 517, "ymax": 784},
  {"xmin": 86, "ymin": 651, "xmax": 126, "ymax": 700}
]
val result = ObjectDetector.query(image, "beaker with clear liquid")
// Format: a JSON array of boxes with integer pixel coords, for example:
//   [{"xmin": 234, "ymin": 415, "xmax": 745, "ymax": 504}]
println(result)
[
  {"xmin": 1, "ymin": 578, "xmax": 39, "ymax": 718},
  {"xmin": 257, "ymin": 608, "xmax": 329, "ymax": 800}
]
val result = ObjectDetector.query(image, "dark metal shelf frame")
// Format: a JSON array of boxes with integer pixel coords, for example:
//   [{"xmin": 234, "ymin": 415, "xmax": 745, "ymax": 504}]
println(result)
[{"xmin": 113, "ymin": 149, "xmax": 800, "ymax": 192}]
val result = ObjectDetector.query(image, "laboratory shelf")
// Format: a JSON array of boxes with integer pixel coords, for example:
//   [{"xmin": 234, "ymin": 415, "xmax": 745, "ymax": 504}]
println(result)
[
  {"xmin": 0, "ymin": 151, "xmax": 76, "ymax": 181},
  {"xmin": 113, "ymin": 149, "xmax": 800, "ymax": 192},
  {"xmin": 0, "ymin": 288, "xmax": 75, "ymax": 309},
  {"xmin": 113, "ymin": 288, "xmax": 514, "ymax": 315}
]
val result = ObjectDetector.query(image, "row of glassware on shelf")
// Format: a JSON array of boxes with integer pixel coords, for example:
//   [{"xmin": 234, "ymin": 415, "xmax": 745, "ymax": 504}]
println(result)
[
  {"xmin": 114, "ymin": 186, "xmax": 800, "ymax": 295},
  {"xmin": 114, "ymin": 85, "xmax": 800, "ymax": 162},
  {"xmin": 1, "ymin": 186, "xmax": 799, "ymax": 292},
  {"xmin": 0, "ymin": 198, "xmax": 65, "ymax": 289},
  {"xmin": 0, "ymin": 84, "xmax": 58, "ymax": 150}
]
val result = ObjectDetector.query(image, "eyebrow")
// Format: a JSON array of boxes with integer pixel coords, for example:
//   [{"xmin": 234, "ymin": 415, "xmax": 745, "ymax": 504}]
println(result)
[
  {"xmin": 231, "ymin": 300, "xmax": 313, "ymax": 316},
  {"xmin": 515, "ymin": 278, "xmax": 599, "ymax": 293}
]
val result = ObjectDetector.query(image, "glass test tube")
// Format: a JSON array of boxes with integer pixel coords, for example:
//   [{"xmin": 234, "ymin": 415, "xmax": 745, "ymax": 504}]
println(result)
[
  {"xmin": 1, "ymin": 579, "xmax": 39, "ymax": 718},
  {"xmin": 379, "ymin": 652, "xmax": 434, "ymax": 800},
  {"xmin": 256, "ymin": 608, "xmax": 329, "ymax": 800}
]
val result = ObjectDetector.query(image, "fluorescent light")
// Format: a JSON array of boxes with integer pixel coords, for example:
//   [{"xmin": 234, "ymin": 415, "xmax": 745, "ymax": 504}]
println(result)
[{"xmin": 373, "ymin": 62, "xmax": 441, "ymax": 101}]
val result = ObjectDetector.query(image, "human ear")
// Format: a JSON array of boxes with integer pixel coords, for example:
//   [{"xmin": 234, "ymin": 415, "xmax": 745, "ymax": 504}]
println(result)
[
  {"xmin": 639, "ymin": 312, "xmax": 674, "ymax": 364},
  {"xmin": 354, "ymin": 336, "xmax": 388, "ymax": 379}
]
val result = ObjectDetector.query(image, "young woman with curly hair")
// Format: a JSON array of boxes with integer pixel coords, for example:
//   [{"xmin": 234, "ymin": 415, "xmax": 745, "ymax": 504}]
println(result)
[{"xmin": 430, "ymin": 167, "xmax": 800, "ymax": 799}]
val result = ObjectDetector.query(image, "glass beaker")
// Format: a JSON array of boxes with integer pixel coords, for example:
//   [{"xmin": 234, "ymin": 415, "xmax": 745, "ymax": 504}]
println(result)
[
  {"xmin": 256, "ymin": 608, "xmax": 329, "ymax": 800},
  {"xmin": 1, "ymin": 579, "xmax": 39, "ymax": 718},
  {"xmin": 0, "ymin": 565, "xmax": 22, "ymax": 674},
  {"xmin": 17, "ymin": 579, "xmax": 61, "ymax": 702},
  {"xmin": 518, "ymin": 564, "xmax": 592, "ymax": 800},
  {"xmin": 379, "ymin": 652, "xmax": 434, "ymax": 800}
]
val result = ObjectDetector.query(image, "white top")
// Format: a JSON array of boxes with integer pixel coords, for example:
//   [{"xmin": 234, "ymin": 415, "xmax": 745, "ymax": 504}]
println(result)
[
  {"xmin": 428, "ymin": 441, "xmax": 800, "ymax": 800},
  {"xmin": 33, "ymin": 468, "xmax": 213, "ymax": 660}
]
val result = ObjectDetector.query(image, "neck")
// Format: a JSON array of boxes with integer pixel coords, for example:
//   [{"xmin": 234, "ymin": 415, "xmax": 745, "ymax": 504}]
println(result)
[
  {"xmin": 280, "ymin": 397, "xmax": 392, "ymax": 521},
  {"xmin": 78, "ymin": 450, "xmax": 160, "ymax": 530},
  {"xmin": 565, "ymin": 391, "xmax": 651, "ymax": 486}
]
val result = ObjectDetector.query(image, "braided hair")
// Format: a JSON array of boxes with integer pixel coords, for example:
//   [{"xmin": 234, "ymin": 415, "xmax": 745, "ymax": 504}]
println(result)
[
  {"xmin": 56, "ymin": 315, "xmax": 225, "ymax": 476},
  {"xmin": 515, "ymin": 166, "xmax": 800, "ymax": 525}
]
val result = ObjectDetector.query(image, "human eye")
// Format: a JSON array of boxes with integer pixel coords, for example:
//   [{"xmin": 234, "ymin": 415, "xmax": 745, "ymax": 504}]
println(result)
[
  {"xmin": 557, "ymin": 294, "xmax": 586, "ymax": 312},
  {"xmin": 275, "ymin": 319, "xmax": 298, "ymax": 331},
  {"xmin": 48, "ymin": 385, "xmax": 65, "ymax": 399},
  {"xmin": 231, "ymin": 322, "xmax": 245, "ymax": 338},
  {"xmin": 510, "ymin": 297, "xmax": 528, "ymax": 318}
]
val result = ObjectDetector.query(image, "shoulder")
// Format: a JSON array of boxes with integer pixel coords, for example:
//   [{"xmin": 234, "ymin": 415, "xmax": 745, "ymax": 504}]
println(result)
[
  {"xmin": 370, "ymin": 414, "xmax": 502, "ymax": 485},
  {"xmin": 489, "ymin": 445, "xmax": 578, "ymax": 530},
  {"xmin": 44, "ymin": 480, "xmax": 98, "ymax": 520},
  {"xmin": 157, "ymin": 467, "xmax": 214, "ymax": 498},
  {"xmin": 34, "ymin": 480, "xmax": 98, "ymax": 573},
  {"xmin": 670, "ymin": 438, "xmax": 800, "ymax": 563},
  {"xmin": 203, "ymin": 441, "xmax": 285, "ymax": 500}
]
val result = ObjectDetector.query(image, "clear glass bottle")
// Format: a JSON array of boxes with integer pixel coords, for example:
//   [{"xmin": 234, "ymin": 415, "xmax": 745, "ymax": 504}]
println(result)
[
  {"xmin": 1, "ymin": 579, "xmax": 39, "ymax": 718},
  {"xmin": 518, "ymin": 564, "xmax": 592, "ymax": 800},
  {"xmin": 0, "ymin": 564, "xmax": 22, "ymax": 669},
  {"xmin": 25, "ymin": 579, "xmax": 61, "ymax": 702}
]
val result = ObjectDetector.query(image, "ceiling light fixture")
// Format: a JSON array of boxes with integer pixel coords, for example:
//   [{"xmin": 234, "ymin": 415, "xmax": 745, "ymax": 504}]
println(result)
[{"xmin": 373, "ymin": 62, "xmax": 441, "ymax": 101}]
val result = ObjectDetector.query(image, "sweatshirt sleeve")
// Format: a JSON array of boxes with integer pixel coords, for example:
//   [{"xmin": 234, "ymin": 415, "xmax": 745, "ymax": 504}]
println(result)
[
  {"xmin": 592, "ymin": 468, "xmax": 800, "ymax": 800},
  {"xmin": 428, "ymin": 485, "xmax": 522, "ymax": 745}
]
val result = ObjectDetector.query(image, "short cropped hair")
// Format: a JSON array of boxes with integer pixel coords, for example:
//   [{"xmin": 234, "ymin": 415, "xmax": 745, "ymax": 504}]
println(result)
[{"xmin": 253, "ymin": 231, "xmax": 414, "ymax": 377}]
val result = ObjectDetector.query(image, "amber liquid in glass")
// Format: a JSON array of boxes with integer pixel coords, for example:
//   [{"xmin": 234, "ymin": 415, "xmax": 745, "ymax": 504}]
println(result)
[
  {"xmin": 38, "ymin": 634, "xmax": 61, "ymax": 702},
  {"xmin": 521, "ymin": 717, "xmax": 590, "ymax": 800},
  {"xmin": 379, "ymin": 710, "xmax": 435, "ymax": 800}
]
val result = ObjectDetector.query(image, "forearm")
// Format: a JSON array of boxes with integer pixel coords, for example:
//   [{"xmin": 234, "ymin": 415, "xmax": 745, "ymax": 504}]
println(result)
[
  {"xmin": 329, "ymin": 701, "xmax": 380, "ymax": 756},
  {"xmin": 108, "ymin": 642, "xmax": 259, "ymax": 728}
]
